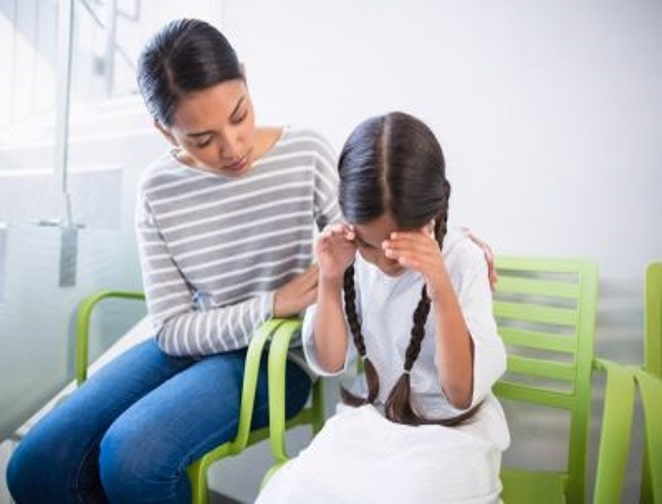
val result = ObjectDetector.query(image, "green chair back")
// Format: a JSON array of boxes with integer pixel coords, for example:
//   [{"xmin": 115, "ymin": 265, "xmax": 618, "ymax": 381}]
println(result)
[
  {"xmin": 492, "ymin": 257, "xmax": 598, "ymax": 503},
  {"xmin": 75, "ymin": 291, "xmax": 324, "ymax": 504},
  {"xmin": 641, "ymin": 261, "xmax": 662, "ymax": 504},
  {"xmin": 644, "ymin": 262, "xmax": 662, "ymax": 378},
  {"xmin": 592, "ymin": 361, "xmax": 662, "ymax": 504}
]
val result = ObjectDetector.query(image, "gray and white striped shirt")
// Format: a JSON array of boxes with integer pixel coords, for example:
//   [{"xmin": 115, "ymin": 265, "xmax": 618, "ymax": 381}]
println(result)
[{"xmin": 136, "ymin": 127, "xmax": 341, "ymax": 356}]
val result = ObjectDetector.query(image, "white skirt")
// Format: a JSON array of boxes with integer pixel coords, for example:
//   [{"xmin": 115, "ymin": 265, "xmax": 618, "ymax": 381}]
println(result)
[{"xmin": 257, "ymin": 399, "xmax": 509, "ymax": 504}]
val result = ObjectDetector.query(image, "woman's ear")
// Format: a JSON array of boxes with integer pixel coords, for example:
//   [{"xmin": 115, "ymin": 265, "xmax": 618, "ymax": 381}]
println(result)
[{"xmin": 153, "ymin": 120, "xmax": 178, "ymax": 147}]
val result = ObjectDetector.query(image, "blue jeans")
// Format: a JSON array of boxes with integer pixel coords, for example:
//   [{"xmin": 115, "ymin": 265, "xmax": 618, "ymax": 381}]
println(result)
[{"xmin": 6, "ymin": 339, "xmax": 312, "ymax": 503}]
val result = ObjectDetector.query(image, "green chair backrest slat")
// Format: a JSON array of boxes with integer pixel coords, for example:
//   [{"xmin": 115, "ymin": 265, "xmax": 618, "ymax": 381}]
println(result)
[
  {"xmin": 499, "ymin": 327, "xmax": 576, "ymax": 353},
  {"xmin": 494, "ymin": 300, "xmax": 579, "ymax": 327},
  {"xmin": 506, "ymin": 355, "xmax": 576, "ymax": 382},
  {"xmin": 493, "ymin": 381, "xmax": 574, "ymax": 410},
  {"xmin": 493, "ymin": 256, "xmax": 598, "ymax": 503},
  {"xmin": 496, "ymin": 275, "xmax": 581, "ymax": 299}
]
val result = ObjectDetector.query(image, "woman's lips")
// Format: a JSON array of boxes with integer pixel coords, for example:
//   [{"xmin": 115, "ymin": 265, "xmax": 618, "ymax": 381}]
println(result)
[{"xmin": 223, "ymin": 155, "xmax": 248, "ymax": 172}]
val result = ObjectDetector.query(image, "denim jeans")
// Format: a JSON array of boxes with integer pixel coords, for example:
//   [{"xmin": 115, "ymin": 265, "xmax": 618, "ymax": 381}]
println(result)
[{"xmin": 6, "ymin": 338, "xmax": 312, "ymax": 503}]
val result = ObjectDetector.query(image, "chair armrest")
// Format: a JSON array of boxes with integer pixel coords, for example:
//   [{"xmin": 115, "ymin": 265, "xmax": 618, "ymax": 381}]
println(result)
[
  {"xmin": 75, "ymin": 290, "xmax": 146, "ymax": 385},
  {"xmin": 633, "ymin": 368, "xmax": 662, "ymax": 502},
  {"xmin": 592, "ymin": 358, "xmax": 635, "ymax": 504},
  {"xmin": 227, "ymin": 318, "xmax": 287, "ymax": 453},
  {"xmin": 266, "ymin": 318, "xmax": 304, "ymax": 463}
]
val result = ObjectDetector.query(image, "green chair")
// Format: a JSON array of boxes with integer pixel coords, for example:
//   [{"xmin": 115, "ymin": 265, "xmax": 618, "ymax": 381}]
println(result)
[
  {"xmin": 75, "ymin": 290, "xmax": 325, "ymax": 504},
  {"xmin": 592, "ymin": 361, "xmax": 662, "ymax": 504},
  {"xmin": 492, "ymin": 257, "xmax": 599, "ymax": 503},
  {"xmin": 644, "ymin": 262, "xmax": 661, "ymax": 378},
  {"xmin": 641, "ymin": 261, "xmax": 661, "ymax": 504}
]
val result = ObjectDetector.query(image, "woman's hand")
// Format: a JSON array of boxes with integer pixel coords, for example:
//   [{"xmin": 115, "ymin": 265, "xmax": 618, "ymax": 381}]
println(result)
[
  {"xmin": 462, "ymin": 228, "xmax": 498, "ymax": 290},
  {"xmin": 316, "ymin": 224, "xmax": 358, "ymax": 282},
  {"xmin": 273, "ymin": 264, "xmax": 319, "ymax": 317}
]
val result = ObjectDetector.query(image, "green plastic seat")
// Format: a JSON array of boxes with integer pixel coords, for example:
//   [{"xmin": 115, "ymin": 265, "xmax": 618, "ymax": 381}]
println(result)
[
  {"xmin": 492, "ymin": 257, "xmax": 599, "ymax": 503},
  {"xmin": 75, "ymin": 290, "xmax": 325, "ymax": 504}
]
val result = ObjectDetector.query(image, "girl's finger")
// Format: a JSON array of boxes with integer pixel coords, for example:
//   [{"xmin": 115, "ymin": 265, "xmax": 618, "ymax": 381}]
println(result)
[{"xmin": 383, "ymin": 236, "xmax": 434, "ymax": 257}]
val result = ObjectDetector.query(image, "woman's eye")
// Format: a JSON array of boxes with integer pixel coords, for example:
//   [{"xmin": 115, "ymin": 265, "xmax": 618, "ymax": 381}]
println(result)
[
  {"xmin": 194, "ymin": 138, "xmax": 212, "ymax": 148},
  {"xmin": 232, "ymin": 111, "xmax": 248, "ymax": 124}
]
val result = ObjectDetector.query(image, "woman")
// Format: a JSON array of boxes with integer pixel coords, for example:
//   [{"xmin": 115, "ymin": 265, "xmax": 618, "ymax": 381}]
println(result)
[{"xmin": 7, "ymin": 18, "xmax": 341, "ymax": 503}]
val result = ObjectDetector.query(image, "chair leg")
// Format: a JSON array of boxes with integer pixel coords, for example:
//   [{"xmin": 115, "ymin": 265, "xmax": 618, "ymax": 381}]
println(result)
[
  {"xmin": 311, "ymin": 378, "xmax": 325, "ymax": 434},
  {"xmin": 187, "ymin": 460, "xmax": 208, "ymax": 504}
]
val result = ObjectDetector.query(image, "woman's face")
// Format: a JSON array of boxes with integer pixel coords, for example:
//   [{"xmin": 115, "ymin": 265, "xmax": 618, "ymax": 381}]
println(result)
[{"xmin": 159, "ymin": 79, "xmax": 257, "ymax": 177}]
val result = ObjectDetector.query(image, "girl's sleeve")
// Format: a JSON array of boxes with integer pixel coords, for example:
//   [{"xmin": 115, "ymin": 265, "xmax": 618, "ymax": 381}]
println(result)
[
  {"xmin": 452, "ymin": 243, "xmax": 507, "ymax": 406},
  {"xmin": 136, "ymin": 194, "xmax": 274, "ymax": 357},
  {"xmin": 301, "ymin": 261, "xmax": 359, "ymax": 377}
]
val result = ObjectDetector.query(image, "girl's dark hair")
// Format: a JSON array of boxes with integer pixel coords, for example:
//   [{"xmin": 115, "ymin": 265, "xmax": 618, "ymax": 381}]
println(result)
[
  {"xmin": 136, "ymin": 18, "xmax": 242, "ymax": 127},
  {"xmin": 339, "ymin": 111, "xmax": 479, "ymax": 426}
]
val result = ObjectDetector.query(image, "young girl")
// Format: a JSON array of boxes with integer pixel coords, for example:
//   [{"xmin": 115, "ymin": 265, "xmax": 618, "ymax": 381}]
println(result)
[
  {"xmin": 7, "ymin": 19, "xmax": 341, "ymax": 503},
  {"xmin": 257, "ymin": 111, "xmax": 510, "ymax": 503}
]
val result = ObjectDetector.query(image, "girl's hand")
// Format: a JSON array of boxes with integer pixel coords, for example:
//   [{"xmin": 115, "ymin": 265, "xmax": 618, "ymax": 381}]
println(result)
[
  {"xmin": 316, "ymin": 224, "xmax": 357, "ymax": 281},
  {"xmin": 382, "ymin": 225, "xmax": 446, "ymax": 300}
]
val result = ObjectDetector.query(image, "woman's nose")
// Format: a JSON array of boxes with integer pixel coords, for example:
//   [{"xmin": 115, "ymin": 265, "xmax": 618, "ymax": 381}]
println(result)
[{"xmin": 220, "ymin": 132, "xmax": 242, "ymax": 160}]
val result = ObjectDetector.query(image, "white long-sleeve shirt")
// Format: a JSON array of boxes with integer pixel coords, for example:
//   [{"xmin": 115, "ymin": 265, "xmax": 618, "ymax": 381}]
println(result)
[{"xmin": 303, "ymin": 228, "xmax": 508, "ymax": 426}]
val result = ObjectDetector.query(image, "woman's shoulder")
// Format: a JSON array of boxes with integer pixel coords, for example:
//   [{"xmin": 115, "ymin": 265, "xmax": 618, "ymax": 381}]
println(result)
[
  {"xmin": 137, "ymin": 150, "xmax": 197, "ymax": 195},
  {"xmin": 274, "ymin": 126, "xmax": 336, "ymax": 158}
]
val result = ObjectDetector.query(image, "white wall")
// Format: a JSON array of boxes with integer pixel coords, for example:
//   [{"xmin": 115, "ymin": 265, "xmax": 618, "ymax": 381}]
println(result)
[{"xmin": 206, "ymin": 1, "xmax": 662, "ymax": 501}]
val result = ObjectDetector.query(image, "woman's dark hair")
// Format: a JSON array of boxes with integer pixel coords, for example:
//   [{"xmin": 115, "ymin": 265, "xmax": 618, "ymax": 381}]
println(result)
[
  {"xmin": 338, "ymin": 111, "xmax": 479, "ymax": 426},
  {"xmin": 136, "ymin": 18, "xmax": 242, "ymax": 127}
]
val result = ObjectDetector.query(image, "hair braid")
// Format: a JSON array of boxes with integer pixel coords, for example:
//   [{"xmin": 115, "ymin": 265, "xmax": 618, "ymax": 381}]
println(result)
[
  {"xmin": 384, "ymin": 286, "xmax": 431, "ymax": 424},
  {"xmin": 340, "ymin": 265, "xmax": 380, "ymax": 406},
  {"xmin": 403, "ymin": 286, "xmax": 431, "ymax": 371}
]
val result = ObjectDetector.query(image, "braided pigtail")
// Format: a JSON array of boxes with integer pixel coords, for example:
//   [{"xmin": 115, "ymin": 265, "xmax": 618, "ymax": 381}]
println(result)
[
  {"xmin": 384, "ymin": 286, "xmax": 431, "ymax": 424},
  {"xmin": 434, "ymin": 180, "xmax": 451, "ymax": 245},
  {"xmin": 340, "ymin": 265, "xmax": 380, "ymax": 406},
  {"xmin": 386, "ymin": 180, "xmax": 483, "ymax": 426}
]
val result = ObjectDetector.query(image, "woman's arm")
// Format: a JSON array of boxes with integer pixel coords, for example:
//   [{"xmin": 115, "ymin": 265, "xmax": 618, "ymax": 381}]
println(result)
[{"xmin": 136, "ymin": 195, "xmax": 317, "ymax": 356}]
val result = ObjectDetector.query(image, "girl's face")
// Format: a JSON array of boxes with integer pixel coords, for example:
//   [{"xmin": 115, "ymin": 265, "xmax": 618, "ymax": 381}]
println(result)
[
  {"xmin": 353, "ymin": 213, "xmax": 406, "ymax": 277},
  {"xmin": 158, "ymin": 79, "xmax": 257, "ymax": 177}
]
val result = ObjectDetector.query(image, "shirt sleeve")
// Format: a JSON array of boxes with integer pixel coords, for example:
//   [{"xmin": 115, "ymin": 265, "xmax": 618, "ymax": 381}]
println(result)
[
  {"xmin": 446, "ymin": 241, "xmax": 507, "ymax": 407},
  {"xmin": 310, "ymin": 132, "xmax": 343, "ymax": 229},
  {"xmin": 302, "ymin": 260, "xmax": 359, "ymax": 376},
  {"xmin": 135, "ymin": 193, "xmax": 274, "ymax": 357}
]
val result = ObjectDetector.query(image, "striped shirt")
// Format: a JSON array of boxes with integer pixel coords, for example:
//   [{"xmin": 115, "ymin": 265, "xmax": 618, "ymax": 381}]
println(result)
[{"xmin": 136, "ymin": 127, "xmax": 341, "ymax": 356}]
